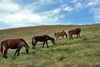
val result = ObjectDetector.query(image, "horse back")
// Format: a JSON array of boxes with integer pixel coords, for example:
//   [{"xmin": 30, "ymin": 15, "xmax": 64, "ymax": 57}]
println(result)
[
  {"xmin": 57, "ymin": 32, "xmax": 64, "ymax": 36},
  {"xmin": 69, "ymin": 28, "xmax": 81, "ymax": 34},
  {"xmin": 34, "ymin": 36, "xmax": 47, "ymax": 42},
  {"xmin": 3, "ymin": 39, "xmax": 25, "ymax": 49}
]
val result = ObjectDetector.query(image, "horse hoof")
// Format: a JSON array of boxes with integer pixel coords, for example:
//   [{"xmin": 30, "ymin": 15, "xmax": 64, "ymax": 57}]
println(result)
[
  {"xmin": 32, "ymin": 47, "xmax": 33, "ymax": 49},
  {"xmin": 47, "ymin": 46, "xmax": 49, "ymax": 48},
  {"xmin": 42, "ymin": 46, "xmax": 44, "ymax": 48},
  {"xmin": 5, "ymin": 57, "xmax": 8, "ymax": 59}
]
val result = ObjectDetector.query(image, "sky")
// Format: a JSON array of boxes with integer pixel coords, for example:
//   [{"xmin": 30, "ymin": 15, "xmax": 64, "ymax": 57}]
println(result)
[{"xmin": 0, "ymin": 0, "xmax": 100, "ymax": 30}]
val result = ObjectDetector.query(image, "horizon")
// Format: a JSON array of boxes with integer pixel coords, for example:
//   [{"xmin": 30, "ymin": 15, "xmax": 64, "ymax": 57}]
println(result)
[
  {"xmin": 0, "ymin": 23, "xmax": 99, "ymax": 30},
  {"xmin": 0, "ymin": 0, "xmax": 100, "ymax": 30}
]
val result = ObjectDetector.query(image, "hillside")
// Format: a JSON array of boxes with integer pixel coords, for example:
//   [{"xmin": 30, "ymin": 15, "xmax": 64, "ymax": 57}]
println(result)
[{"xmin": 0, "ymin": 24, "xmax": 100, "ymax": 67}]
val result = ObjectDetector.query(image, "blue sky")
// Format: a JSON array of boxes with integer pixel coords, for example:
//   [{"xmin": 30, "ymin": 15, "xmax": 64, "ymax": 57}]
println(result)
[{"xmin": 0, "ymin": 0, "xmax": 100, "ymax": 30}]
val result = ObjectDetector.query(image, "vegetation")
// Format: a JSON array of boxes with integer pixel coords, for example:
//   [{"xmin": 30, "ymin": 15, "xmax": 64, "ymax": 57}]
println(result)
[{"xmin": 0, "ymin": 24, "xmax": 100, "ymax": 67}]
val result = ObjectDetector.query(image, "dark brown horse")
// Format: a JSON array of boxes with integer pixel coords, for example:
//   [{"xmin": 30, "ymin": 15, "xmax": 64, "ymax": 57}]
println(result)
[
  {"xmin": 54, "ymin": 30, "xmax": 67, "ymax": 40},
  {"xmin": 0, "ymin": 38, "xmax": 29, "ymax": 59},
  {"xmin": 32, "ymin": 35, "xmax": 55, "ymax": 49},
  {"xmin": 69, "ymin": 28, "xmax": 81, "ymax": 40}
]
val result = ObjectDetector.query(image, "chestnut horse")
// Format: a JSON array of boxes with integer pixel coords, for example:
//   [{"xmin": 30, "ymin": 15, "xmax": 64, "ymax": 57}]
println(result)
[
  {"xmin": 0, "ymin": 38, "xmax": 29, "ymax": 59},
  {"xmin": 54, "ymin": 30, "xmax": 67, "ymax": 40},
  {"xmin": 69, "ymin": 28, "xmax": 81, "ymax": 40},
  {"xmin": 32, "ymin": 35, "xmax": 55, "ymax": 49}
]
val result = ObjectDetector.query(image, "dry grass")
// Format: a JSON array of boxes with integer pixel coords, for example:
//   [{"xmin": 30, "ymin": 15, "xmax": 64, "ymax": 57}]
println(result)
[{"xmin": 0, "ymin": 24, "xmax": 100, "ymax": 67}]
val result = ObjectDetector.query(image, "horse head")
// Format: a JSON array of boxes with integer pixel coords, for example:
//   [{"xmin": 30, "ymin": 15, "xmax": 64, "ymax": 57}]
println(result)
[
  {"xmin": 51, "ymin": 38, "xmax": 55, "ymax": 45},
  {"xmin": 26, "ymin": 46, "xmax": 29, "ymax": 54}
]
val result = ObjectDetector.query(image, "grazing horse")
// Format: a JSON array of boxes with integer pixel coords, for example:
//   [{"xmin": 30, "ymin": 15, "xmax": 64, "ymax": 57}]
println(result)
[
  {"xmin": 0, "ymin": 38, "xmax": 29, "ymax": 59},
  {"xmin": 32, "ymin": 35, "xmax": 55, "ymax": 49},
  {"xmin": 69, "ymin": 28, "xmax": 81, "ymax": 40},
  {"xmin": 54, "ymin": 30, "xmax": 67, "ymax": 40}
]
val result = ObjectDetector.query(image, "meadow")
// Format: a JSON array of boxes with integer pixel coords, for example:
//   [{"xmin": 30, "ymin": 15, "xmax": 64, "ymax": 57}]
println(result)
[{"xmin": 0, "ymin": 24, "xmax": 100, "ymax": 67}]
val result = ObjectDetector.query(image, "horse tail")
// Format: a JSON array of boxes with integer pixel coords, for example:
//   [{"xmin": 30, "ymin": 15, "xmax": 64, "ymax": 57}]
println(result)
[
  {"xmin": 0, "ymin": 41, "xmax": 4, "ymax": 54},
  {"xmin": 69, "ymin": 31, "xmax": 71, "ymax": 37},
  {"xmin": 32, "ymin": 37, "xmax": 35, "ymax": 46}
]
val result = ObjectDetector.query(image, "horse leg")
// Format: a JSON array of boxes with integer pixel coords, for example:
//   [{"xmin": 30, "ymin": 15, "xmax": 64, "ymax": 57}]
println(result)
[
  {"xmin": 71, "ymin": 34, "xmax": 73, "ymax": 40},
  {"xmin": 62, "ymin": 35, "xmax": 64, "ymax": 39},
  {"xmin": 58, "ymin": 36, "xmax": 59, "ymax": 39},
  {"xmin": 56, "ymin": 36, "xmax": 57, "ymax": 40},
  {"xmin": 3, "ymin": 50, "xmax": 8, "ymax": 58},
  {"xmin": 42, "ymin": 41, "xmax": 45, "ymax": 48},
  {"xmin": 69, "ymin": 35, "xmax": 71, "ymax": 40},
  {"xmin": 46, "ymin": 41, "xmax": 49, "ymax": 48},
  {"xmin": 77, "ymin": 34, "xmax": 78, "ymax": 38},
  {"xmin": 32, "ymin": 42, "xmax": 37, "ymax": 49},
  {"xmin": 79, "ymin": 33, "xmax": 81, "ymax": 38},
  {"xmin": 14, "ymin": 48, "xmax": 20, "ymax": 56},
  {"xmin": 17, "ymin": 48, "xmax": 21, "ymax": 56}
]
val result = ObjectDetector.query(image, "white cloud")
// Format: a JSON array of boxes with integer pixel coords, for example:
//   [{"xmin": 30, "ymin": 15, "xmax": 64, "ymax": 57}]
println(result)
[
  {"xmin": 40, "ymin": 0, "xmax": 56, "ymax": 5},
  {"xmin": 0, "ymin": 0, "xmax": 66, "ymax": 29},
  {"xmin": 74, "ymin": 2, "xmax": 83, "ymax": 11},
  {"xmin": 71, "ymin": 0, "xmax": 77, "ymax": 3},
  {"xmin": 64, "ymin": 6, "xmax": 73, "ymax": 12},
  {"xmin": 1, "ymin": 0, "xmax": 100, "ymax": 29},
  {"xmin": 87, "ymin": 0, "xmax": 100, "ymax": 6},
  {"xmin": 60, "ymin": 4, "xmax": 73, "ymax": 12},
  {"xmin": 0, "ymin": 0, "xmax": 19, "ymax": 12},
  {"xmin": 93, "ymin": 8, "xmax": 100, "ymax": 23},
  {"xmin": 89, "ymin": 7, "xmax": 100, "ymax": 23},
  {"xmin": 71, "ymin": 0, "xmax": 83, "ymax": 3}
]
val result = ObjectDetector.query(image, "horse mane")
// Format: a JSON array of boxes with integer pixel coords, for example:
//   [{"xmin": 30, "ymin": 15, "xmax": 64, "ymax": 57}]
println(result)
[
  {"xmin": 20, "ymin": 38, "xmax": 29, "ymax": 48},
  {"xmin": 43, "ymin": 35, "xmax": 55, "ymax": 40},
  {"xmin": 20, "ymin": 39, "xmax": 27, "ymax": 44}
]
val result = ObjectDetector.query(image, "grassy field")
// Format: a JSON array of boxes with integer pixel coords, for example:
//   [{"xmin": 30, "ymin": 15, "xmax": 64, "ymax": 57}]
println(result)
[{"xmin": 0, "ymin": 24, "xmax": 100, "ymax": 67}]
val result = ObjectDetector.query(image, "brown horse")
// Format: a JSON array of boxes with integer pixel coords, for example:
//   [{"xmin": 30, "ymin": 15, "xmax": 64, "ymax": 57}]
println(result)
[
  {"xmin": 32, "ymin": 35, "xmax": 55, "ymax": 49},
  {"xmin": 0, "ymin": 38, "xmax": 29, "ymax": 59},
  {"xmin": 69, "ymin": 28, "xmax": 81, "ymax": 40},
  {"xmin": 54, "ymin": 30, "xmax": 67, "ymax": 40}
]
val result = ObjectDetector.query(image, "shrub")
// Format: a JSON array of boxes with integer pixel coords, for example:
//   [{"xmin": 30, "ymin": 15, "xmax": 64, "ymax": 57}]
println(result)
[{"xmin": 58, "ymin": 56, "xmax": 65, "ymax": 61}]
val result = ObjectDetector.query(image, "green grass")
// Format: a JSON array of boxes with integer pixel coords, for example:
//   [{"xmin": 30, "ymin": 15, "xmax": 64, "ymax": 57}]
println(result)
[{"xmin": 0, "ymin": 24, "xmax": 100, "ymax": 67}]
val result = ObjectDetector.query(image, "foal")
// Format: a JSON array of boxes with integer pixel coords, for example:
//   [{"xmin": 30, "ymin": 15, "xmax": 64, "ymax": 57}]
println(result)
[
  {"xmin": 54, "ymin": 30, "xmax": 67, "ymax": 40},
  {"xmin": 0, "ymin": 38, "xmax": 29, "ymax": 58},
  {"xmin": 32, "ymin": 35, "xmax": 55, "ymax": 49}
]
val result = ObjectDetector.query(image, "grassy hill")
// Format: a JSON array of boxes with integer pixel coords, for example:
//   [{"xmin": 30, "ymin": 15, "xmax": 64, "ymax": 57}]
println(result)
[{"xmin": 0, "ymin": 24, "xmax": 100, "ymax": 67}]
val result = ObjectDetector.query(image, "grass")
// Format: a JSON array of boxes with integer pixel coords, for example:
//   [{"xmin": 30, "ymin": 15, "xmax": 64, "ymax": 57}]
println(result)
[{"xmin": 0, "ymin": 24, "xmax": 100, "ymax": 67}]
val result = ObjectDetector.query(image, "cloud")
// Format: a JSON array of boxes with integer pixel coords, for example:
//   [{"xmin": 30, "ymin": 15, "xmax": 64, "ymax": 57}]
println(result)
[
  {"xmin": 39, "ymin": 0, "xmax": 56, "ymax": 5},
  {"xmin": 71, "ymin": 0, "xmax": 83, "ymax": 3},
  {"xmin": 74, "ymin": 2, "xmax": 83, "ymax": 12},
  {"xmin": 64, "ymin": 6, "xmax": 73, "ymax": 12},
  {"xmin": 87, "ymin": 0, "xmax": 100, "ymax": 6},
  {"xmin": 0, "ymin": 0, "xmax": 66, "ymax": 29},
  {"xmin": 0, "ymin": 0, "xmax": 100, "ymax": 29},
  {"xmin": 93, "ymin": 8, "xmax": 100, "ymax": 23},
  {"xmin": 0, "ymin": 0, "xmax": 19, "ymax": 12}
]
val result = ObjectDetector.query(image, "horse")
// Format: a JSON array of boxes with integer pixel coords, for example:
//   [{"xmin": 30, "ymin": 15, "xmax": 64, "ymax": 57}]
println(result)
[
  {"xmin": 69, "ymin": 28, "xmax": 81, "ymax": 40},
  {"xmin": 0, "ymin": 38, "xmax": 29, "ymax": 59},
  {"xmin": 54, "ymin": 30, "xmax": 67, "ymax": 40},
  {"xmin": 32, "ymin": 35, "xmax": 55, "ymax": 49}
]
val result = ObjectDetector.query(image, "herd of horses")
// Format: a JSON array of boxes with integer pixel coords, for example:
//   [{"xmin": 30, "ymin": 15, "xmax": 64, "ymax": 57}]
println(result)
[{"xmin": 0, "ymin": 28, "xmax": 81, "ymax": 59}]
